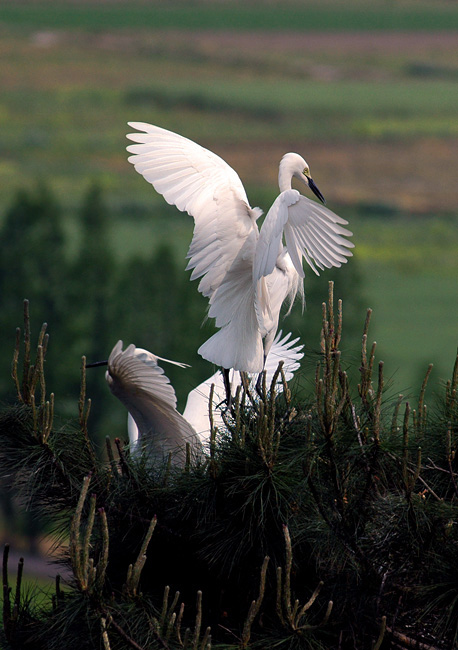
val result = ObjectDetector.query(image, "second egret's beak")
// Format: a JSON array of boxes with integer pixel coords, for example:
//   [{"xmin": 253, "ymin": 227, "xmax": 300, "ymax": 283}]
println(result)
[
  {"xmin": 86, "ymin": 360, "xmax": 108, "ymax": 368},
  {"xmin": 307, "ymin": 177, "xmax": 326, "ymax": 204}
]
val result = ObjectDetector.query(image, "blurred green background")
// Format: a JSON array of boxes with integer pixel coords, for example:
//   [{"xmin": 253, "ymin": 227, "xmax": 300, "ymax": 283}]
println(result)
[{"xmin": 0, "ymin": 0, "xmax": 457, "ymax": 463}]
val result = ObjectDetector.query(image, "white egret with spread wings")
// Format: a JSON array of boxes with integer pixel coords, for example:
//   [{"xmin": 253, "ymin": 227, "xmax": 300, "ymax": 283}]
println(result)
[{"xmin": 126, "ymin": 123, "xmax": 353, "ymax": 380}]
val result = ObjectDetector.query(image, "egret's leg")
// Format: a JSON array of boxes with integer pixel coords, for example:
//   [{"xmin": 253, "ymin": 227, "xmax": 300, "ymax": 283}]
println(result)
[
  {"xmin": 255, "ymin": 354, "xmax": 268, "ymax": 397},
  {"xmin": 222, "ymin": 368, "xmax": 232, "ymax": 408}
]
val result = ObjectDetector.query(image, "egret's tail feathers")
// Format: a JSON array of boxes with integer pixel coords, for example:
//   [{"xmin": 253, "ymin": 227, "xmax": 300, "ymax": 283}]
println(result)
[
  {"xmin": 198, "ymin": 322, "xmax": 264, "ymax": 374},
  {"xmin": 264, "ymin": 330, "xmax": 304, "ymax": 384}
]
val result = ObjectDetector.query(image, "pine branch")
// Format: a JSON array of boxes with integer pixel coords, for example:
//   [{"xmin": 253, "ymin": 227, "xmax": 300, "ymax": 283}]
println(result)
[
  {"xmin": 2, "ymin": 544, "xmax": 11, "ymax": 637},
  {"xmin": 124, "ymin": 516, "xmax": 157, "ymax": 596},
  {"xmin": 241, "ymin": 555, "xmax": 269, "ymax": 647},
  {"xmin": 104, "ymin": 613, "xmax": 149, "ymax": 650}
]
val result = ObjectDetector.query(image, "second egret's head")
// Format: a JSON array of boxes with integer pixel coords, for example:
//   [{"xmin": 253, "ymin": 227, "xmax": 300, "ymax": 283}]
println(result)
[{"xmin": 279, "ymin": 152, "xmax": 326, "ymax": 204}]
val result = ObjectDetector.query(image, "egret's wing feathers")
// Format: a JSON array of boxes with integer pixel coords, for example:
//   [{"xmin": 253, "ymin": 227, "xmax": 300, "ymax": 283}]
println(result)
[
  {"xmin": 254, "ymin": 190, "xmax": 354, "ymax": 280},
  {"xmin": 253, "ymin": 190, "xmax": 298, "ymax": 281},
  {"xmin": 254, "ymin": 259, "xmax": 299, "ymax": 338},
  {"xmin": 127, "ymin": 123, "xmax": 260, "ymax": 300},
  {"xmin": 285, "ymin": 196, "xmax": 354, "ymax": 276},
  {"xmin": 107, "ymin": 341, "xmax": 179, "ymax": 409},
  {"xmin": 197, "ymin": 227, "xmax": 263, "ymax": 372},
  {"xmin": 106, "ymin": 341, "xmax": 199, "ymax": 456}
]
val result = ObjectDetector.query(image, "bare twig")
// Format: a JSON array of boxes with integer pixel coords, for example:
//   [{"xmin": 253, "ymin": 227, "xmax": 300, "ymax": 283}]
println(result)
[
  {"xmin": 125, "ymin": 516, "xmax": 157, "ymax": 596},
  {"xmin": 241, "ymin": 556, "xmax": 269, "ymax": 646},
  {"xmin": 193, "ymin": 590, "xmax": 203, "ymax": 649},
  {"xmin": 385, "ymin": 625, "xmax": 440, "ymax": 650},
  {"xmin": 105, "ymin": 613, "xmax": 150, "ymax": 650},
  {"xmin": 70, "ymin": 474, "xmax": 92, "ymax": 590},
  {"xmin": 3, "ymin": 544, "xmax": 11, "ymax": 633},
  {"xmin": 373, "ymin": 616, "xmax": 386, "ymax": 650},
  {"xmin": 417, "ymin": 364, "xmax": 433, "ymax": 436},
  {"xmin": 101, "ymin": 617, "xmax": 112, "ymax": 650},
  {"xmin": 95, "ymin": 508, "xmax": 109, "ymax": 593},
  {"xmin": 12, "ymin": 328, "xmax": 22, "ymax": 401}
]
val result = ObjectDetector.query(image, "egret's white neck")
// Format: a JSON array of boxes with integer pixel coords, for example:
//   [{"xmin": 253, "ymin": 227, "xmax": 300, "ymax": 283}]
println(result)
[
  {"xmin": 278, "ymin": 159, "xmax": 292, "ymax": 192},
  {"xmin": 278, "ymin": 151, "xmax": 307, "ymax": 192}
]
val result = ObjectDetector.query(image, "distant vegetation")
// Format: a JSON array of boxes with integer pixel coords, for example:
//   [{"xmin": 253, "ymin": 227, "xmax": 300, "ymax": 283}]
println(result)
[{"xmin": 2, "ymin": 1, "xmax": 458, "ymax": 32}]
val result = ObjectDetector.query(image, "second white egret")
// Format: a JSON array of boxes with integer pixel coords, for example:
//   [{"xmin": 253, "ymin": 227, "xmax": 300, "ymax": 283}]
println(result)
[{"xmin": 101, "ymin": 332, "xmax": 304, "ymax": 465}]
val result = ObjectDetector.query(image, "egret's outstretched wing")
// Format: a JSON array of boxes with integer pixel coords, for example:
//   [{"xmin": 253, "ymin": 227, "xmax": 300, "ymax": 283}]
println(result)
[
  {"xmin": 254, "ymin": 189, "xmax": 354, "ymax": 280},
  {"xmin": 106, "ymin": 341, "xmax": 199, "ymax": 458},
  {"xmin": 126, "ymin": 122, "xmax": 261, "ymax": 299}
]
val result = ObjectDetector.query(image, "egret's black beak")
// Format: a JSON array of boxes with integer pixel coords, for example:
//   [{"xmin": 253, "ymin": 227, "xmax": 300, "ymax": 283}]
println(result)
[
  {"xmin": 308, "ymin": 177, "xmax": 326, "ymax": 204},
  {"xmin": 86, "ymin": 360, "xmax": 108, "ymax": 368}
]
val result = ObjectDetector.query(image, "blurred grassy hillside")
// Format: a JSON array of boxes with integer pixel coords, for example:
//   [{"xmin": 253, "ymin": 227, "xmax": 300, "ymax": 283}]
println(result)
[
  {"xmin": 1, "ymin": 0, "xmax": 458, "ymax": 31},
  {"xmin": 0, "ymin": 0, "xmax": 457, "ymax": 418}
]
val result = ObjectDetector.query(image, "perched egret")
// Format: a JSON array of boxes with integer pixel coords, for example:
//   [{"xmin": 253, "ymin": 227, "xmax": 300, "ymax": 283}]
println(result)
[
  {"xmin": 126, "ymin": 123, "xmax": 354, "ymax": 377},
  {"xmin": 99, "ymin": 332, "xmax": 303, "ymax": 465}
]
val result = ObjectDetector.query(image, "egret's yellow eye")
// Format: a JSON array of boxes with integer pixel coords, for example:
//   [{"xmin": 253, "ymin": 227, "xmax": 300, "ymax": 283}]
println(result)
[{"xmin": 303, "ymin": 167, "xmax": 310, "ymax": 177}]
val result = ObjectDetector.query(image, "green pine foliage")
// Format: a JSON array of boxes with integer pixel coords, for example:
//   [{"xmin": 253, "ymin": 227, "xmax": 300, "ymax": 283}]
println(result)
[{"xmin": 1, "ymin": 288, "xmax": 457, "ymax": 649}]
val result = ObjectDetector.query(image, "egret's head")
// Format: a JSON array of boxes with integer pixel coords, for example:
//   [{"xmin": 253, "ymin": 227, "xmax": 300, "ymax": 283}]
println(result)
[{"xmin": 280, "ymin": 152, "xmax": 326, "ymax": 204}]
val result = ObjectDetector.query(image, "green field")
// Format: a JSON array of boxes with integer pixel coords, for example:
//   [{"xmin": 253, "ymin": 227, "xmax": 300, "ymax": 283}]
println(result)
[
  {"xmin": 1, "ymin": 1, "xmax": 458, "ymax": 32},
  {"xmin": 0, "ymin": 0, "xmax": 457, "ymax": 405}
]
